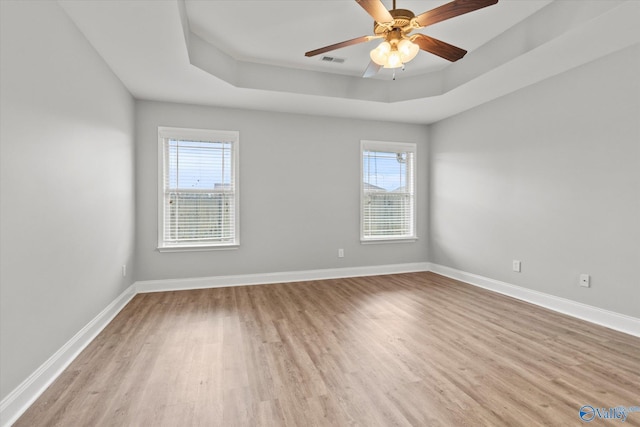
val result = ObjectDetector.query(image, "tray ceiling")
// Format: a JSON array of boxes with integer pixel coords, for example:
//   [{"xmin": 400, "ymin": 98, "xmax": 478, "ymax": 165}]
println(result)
[
  {"xmin": 184, "ymin": 0, "xmax": 547, "ymax": 78},
  {"xmin": 58, "ymin": 0, "xmax": 640, "ymax": 124}
]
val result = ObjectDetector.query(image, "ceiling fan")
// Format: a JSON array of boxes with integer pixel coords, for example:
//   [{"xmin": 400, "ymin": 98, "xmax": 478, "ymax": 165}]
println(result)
[{"xmin": 305, "ymin": 0, "xmax": 498, "ymax": 78}]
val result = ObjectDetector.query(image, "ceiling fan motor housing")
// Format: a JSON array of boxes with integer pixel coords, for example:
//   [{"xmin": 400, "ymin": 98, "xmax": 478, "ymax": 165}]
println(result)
[{"xmin": 373, "ymin": 9, "xmax": 415, "ymax": 37}]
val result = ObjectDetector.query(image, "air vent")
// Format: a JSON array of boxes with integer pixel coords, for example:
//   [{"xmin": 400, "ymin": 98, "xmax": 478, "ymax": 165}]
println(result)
[{"xmin": 321, "ymin": 56, "xmax": 345, "ymax": 64}]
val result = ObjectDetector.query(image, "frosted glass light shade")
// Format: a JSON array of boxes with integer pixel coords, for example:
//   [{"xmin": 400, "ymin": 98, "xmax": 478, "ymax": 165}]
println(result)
[
  {"xmin": 369, "ymin": 41, "xmax": 391, "ymax": 66},
  {"xmin": 386, "ymin": 50, "xmax": 402, "ymax": 68},
  {"xmin": 398, "ymin": 39, "xmax": 419, "ymax": 63}
]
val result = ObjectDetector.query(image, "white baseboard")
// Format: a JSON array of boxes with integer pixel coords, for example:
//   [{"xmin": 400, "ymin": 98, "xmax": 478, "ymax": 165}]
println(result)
[
  {"xmin": 134, "ymin": 262, "xmax": 431, "ymax": 293},
  {"xmin": 428, "ymin": 263, "xmax": 640, "ymax": 338},
  {"xmin": 0, "ymin": 285, "xmax": 136, "ymax": 427}
]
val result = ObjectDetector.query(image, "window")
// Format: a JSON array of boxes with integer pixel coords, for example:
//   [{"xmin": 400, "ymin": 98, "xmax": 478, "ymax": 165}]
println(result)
[
  {"xmin": 361, "ymin": 140, "xmax": 416, "ymax": 242},
  {"xmin": 158, "ymin": 127, "xmax": 239, "ymax": 250}
]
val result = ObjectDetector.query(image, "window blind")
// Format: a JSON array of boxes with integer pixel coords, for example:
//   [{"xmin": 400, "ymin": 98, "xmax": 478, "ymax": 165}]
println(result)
[
  {"xmin": 159, "ymin": 128, "xmax": 239, "ymax": 249},
  {"xmin": 362, "ymin": 141, "xmax": 416, "ymax": 241}
]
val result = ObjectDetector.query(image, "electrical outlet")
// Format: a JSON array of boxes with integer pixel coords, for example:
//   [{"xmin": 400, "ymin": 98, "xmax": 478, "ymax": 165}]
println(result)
[
  {"xmin": 122, "ymin": 264, "xmax": 127, "ymax": 277},
  {"xmin": 512, "ymin": 260, "xmax": 521, "ymax": 272},
  {"xmin": 579, "ymin": 274, "xmax": 590, "ymax": 288},
  {"xmin": 338, "ymin": 249, "xmax": 344, "ymax": 258}
]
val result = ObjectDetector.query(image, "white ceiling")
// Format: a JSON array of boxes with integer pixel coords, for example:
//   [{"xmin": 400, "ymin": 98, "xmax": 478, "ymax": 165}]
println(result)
[
  {"xmin": 59, "ymin": 0, "xmax": 640, "ymax": 124},
  {"xmin": 185, "ymin": 0, "xmax": 548, "ymax": 77}
]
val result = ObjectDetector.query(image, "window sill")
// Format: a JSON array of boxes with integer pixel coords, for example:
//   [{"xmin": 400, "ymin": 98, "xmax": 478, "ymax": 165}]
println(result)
[
  {"xmin": 360, "ymin": 237, "xmax": 418, "ymax": 245},
  {"xmin": 157, "ymin": 244, "xmax": 239, "ymax": 253}
]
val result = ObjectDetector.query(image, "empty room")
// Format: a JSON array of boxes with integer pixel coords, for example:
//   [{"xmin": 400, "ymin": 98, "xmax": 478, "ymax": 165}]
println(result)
[{"xmin": 1, "ymin": 0, "xmax": 639, "ymax": 426}]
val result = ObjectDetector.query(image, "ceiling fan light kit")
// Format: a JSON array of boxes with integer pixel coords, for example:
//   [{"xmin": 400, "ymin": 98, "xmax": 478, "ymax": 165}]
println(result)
[
  {"xmin": 305, "ymin": 0, "xmax": 499, "ymax": 78},
  {"xmin": 369, "ymin": 29, "xmax": 420, "ymax": 68}
]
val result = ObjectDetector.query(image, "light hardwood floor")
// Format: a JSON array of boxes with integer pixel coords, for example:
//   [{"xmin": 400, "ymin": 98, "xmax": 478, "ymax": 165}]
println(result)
[{"xmin": 16, "ymin": 272, "xmax": 640, "ymax": 426}]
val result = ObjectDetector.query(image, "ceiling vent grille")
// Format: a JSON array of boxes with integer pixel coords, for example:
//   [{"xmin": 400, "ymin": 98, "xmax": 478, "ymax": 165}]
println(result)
[{"xmin": 321, "ymin": 56, "xmax": 345, "ymax": 64}]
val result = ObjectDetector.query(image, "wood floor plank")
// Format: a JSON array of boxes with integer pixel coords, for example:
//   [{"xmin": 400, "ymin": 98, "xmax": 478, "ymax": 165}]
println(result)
[{"xmin": 14, "ymin": 272, "xmax": 640, "ymax": 426}]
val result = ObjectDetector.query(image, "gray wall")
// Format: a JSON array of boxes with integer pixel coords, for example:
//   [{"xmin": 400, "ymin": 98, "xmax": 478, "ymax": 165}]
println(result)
[
  {"xmin": 0, "ymin": 1, "xmax": 136, "ymax": 399},
  {"xmin": 135, "ymin": 101, "xmax": 429, "ymax": 281},
  {"xmin": 429, "ymin": 44, "xmax": 640, "ymax": 318}
]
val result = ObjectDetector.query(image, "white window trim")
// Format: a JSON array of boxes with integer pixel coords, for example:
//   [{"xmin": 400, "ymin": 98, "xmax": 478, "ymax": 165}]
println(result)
[
  {"xmin": 360, "ymin": 140, "xmax": 417, "ymax": 243},
  {"xmin": 157, "ymin": 126, "xmax": 240, "ymax": 251}
]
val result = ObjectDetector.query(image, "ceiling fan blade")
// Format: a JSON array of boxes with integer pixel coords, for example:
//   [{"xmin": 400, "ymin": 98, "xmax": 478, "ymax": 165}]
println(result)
[
  {"xmin": 305, "ymin": 35, "xmax": 373, "ymax": 57},
  {"xmin": 414, "ymin": 0, "xmax": 498, "ymax": 28},
  {"xmin": 363, "ymin": 61, "xmax": 382, "ymax": 78},
  {"xmin": 355, "ymin": 0, "xmax": 393, "ymax": 23},
  {"xmin": 412, "ymin": 34, "xmax": 467, "ymax": 62}
]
